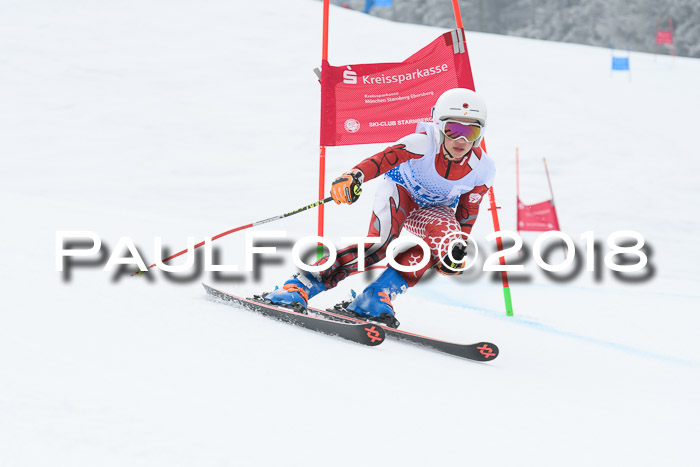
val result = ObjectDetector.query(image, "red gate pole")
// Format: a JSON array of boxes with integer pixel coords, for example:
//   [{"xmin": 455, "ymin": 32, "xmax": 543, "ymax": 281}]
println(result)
[
  {"xmin": 487, "ymin": 184, "xmax": 514, "ymax": 316},
  {"xmin": 452, "ymin": 0, "xmax": 513, "ymax": 316},
  {"xmin": 654, "ymin": 18, "xmax": 659, "ymax": 56},
  {"xmin": 516, "ymin": 147, "xmax": 521, "ymax": 200},
  {"xmin": 451, "ymin": 0, "xmax": 463, "ymax": 28},
  {"xmin": 543, "ymin": 157, "xmax": 555, "ymax": 203},
  {"xmin": 516, "ymin": 147, "xmax": 520, "ymax": 237},
  {"xmin": 669, "ymin": 17, "xmax": 675, "ymax": 57},
  {"xmin": 544, "ymin": 157, "xmax": 566, "ymax": 257},
  {"xmin": 317, "ymin": 0, "xmax": 330, "ymax": 258}
]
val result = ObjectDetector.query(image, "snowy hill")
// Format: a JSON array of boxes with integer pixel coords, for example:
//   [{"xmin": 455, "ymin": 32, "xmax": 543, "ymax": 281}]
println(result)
[{"xmin": 1, "ymin": 0, "xmax": 699, "ymax": 466}]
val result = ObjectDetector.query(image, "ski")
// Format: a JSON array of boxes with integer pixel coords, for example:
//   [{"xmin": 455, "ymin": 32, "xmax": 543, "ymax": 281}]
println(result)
[
  {"xmin": 203, "ymin": 284, "xmax": 385, "ymax": 346},
  {"xmin": 311, "ymin": 304, "xmax": 499, "ymax": 362}
]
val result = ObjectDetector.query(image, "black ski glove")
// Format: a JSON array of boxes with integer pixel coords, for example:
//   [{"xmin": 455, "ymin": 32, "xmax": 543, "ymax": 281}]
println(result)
[{"xmin": 435, "ymin": 241, "xmax": 468, "ymax": 276}]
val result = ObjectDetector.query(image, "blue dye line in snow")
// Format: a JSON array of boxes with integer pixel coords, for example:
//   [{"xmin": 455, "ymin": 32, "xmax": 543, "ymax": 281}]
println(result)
[
  {"xmin": 417, "ymin": 291, "xmax": 699, "ymax": 368},
  {"xmin": 520, "ymin": 281, "xmax": 700, "ymax": 301}
]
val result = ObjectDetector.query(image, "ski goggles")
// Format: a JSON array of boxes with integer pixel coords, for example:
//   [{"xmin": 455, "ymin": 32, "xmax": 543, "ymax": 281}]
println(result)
[{"xmin": 439, "ymin": 120, "xmax": 483, "ymax": 142}]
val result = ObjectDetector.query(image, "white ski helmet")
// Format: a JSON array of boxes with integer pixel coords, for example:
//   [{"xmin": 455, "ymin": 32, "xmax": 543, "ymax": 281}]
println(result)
[{"xmin": 431, "ymin": 88, "xmax": 487, "ymax": 146}]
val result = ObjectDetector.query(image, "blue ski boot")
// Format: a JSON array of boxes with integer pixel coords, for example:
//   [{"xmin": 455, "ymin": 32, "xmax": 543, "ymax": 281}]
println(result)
[
  {"xmin": 263, "ymin": 272, "xmax": 326, "ymax": 313},
  {"xmin": 346, "ymin": 267, "xmax": 407, "ymax": 328}
]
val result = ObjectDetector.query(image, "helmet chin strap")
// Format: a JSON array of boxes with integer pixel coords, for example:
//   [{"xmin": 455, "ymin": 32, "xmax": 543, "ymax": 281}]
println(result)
[{"xmin": 442, "ymin": 143, "xmax": 472, "ymax": 163}]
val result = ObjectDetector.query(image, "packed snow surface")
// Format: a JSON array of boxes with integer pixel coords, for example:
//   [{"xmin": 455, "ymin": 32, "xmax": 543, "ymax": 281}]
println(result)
[{"xmin": 1, "ymin": 0, "xmax": 699, "ymax": 465}]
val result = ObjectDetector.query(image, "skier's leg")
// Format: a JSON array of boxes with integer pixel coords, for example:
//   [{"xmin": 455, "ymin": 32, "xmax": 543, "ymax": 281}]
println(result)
[
  {"xmin": 315, "ymin": 180, "xmax": 418, "ymax": 290},
  {"xmin": 395, "ymin": 205, "xmax": 462, "ymax": 286},
  {"xmin": 345, "ymin": 266, "xmax": 407, "ymax": 328},
  {"xmin": 345, "ymin": 205, "xmax": 462, "ymax": 326},
  {"xmin": 264, "ymin": 180, "xmax": 417, "ymax": 310}
]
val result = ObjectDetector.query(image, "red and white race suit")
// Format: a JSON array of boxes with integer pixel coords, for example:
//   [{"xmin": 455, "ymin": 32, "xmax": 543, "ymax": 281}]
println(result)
[{"xmin": 318, "ymin": 122, "xmax": 495, "ymax": 289}]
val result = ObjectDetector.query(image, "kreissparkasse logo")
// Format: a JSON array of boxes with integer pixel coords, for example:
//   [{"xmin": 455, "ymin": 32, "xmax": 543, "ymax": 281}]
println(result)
[{"xmin": 343, "ymin": 66, "xmax": 357, "ymax": 84}]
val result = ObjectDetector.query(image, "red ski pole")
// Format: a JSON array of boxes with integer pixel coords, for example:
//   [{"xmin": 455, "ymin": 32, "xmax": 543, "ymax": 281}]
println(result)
[{"xmin": 135, "ymin": 197, "xmax": 334, "ymax": 275}]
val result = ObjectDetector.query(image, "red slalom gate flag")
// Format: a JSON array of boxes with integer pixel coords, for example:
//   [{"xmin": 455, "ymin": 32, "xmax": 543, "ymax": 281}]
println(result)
[
  {"xmin": 656, "ymin": 30, "xmax": 673, "ymax": 45},
  {"xmin": 517, "ymin": 197, "xmax": 560, "ymax": 232},
  {"xmin": 320, "ymin": 29, "xmax": 475, "ymax": 146}
]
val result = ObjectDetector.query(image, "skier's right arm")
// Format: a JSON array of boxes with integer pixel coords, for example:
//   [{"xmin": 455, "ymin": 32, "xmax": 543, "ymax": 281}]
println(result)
[
  {"xmin": 352, "ymin": 134, "xmax": 427, "ymax": 182},
  {"xmin": 330, "ymin": 134, "xmax": 426, "ymax": 205},
  {"xmin": 330, "ymin": 169, "xmax": 364, "ymax": 205}
]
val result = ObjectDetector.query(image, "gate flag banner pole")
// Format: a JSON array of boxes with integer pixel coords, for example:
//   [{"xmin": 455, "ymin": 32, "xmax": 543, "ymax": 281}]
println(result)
[
  {"xmin": 610, "ymin": 41, "xmax": 631, "ymax": 81},
  {"xmin": 320, "ymin": 29, "xmax": 475, "ymax": 146},
  {"xmin": 316, "ymin": 0, "xmax": 331, "ymax": 257},
  {"xmin": 655, "ymin": 17, "xmax": 675, "ymax": 57},
  {"xmin": 316, "ymin": 0, "xmax": 513, "ymax": 315},
  {"xmin": 516, "ymin": 154, "xmax": 561, "ymax": 233},
  {"xmin": 656, "ymin": 17, "xmax": 674, "ymax": 45}
]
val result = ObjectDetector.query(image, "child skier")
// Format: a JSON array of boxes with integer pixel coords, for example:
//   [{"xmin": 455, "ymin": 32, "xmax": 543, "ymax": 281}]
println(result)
[{"xmin": 263, "ymin": 88, "xmax": 495, "ymax": 328}]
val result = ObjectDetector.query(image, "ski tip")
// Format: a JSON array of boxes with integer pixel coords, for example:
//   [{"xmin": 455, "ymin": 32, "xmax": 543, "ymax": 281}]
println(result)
[
  {"xmin": 473, "ymin": 342, "xmax": 499, "ymax": 361},
  {"xmin": 360, "ymin": 323, "xmax": 386, "ymax": 346}
]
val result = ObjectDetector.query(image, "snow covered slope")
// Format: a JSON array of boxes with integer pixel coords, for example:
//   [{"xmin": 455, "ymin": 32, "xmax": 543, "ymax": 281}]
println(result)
[{"xmin": 1, "ymin": 0, "xmax": 699, "ymax": 465}]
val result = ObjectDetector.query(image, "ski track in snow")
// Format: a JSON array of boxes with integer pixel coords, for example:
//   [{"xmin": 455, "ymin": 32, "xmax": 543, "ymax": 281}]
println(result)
[{"xmin": 418, "ymin": 290, "xmax": 699, "ymax": 368}]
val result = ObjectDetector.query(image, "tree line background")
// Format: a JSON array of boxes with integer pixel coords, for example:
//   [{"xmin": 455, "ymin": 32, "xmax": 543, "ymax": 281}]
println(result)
[{"xmin": 335, "ymin": 0, "xmax": 699, "ymax": 58}]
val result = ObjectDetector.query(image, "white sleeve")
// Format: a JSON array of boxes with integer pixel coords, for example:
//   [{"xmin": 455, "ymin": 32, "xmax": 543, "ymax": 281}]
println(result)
[{"xmin": 396, "ymin": 133, "xmax": 432, "ymax": 157}]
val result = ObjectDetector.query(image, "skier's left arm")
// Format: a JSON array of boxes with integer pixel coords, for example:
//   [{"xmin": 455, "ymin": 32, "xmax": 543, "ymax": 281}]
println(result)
[
  {"xmin": 435, "ymin": 184, "xmax": 490, "ymax": 276},
  {"xmin": 455, "ymin": 184, "xmax": 490, "ymax": 236},
  {"xmin": 455, "ymin": 155, "xmax": 495, "ymax": 235}
]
